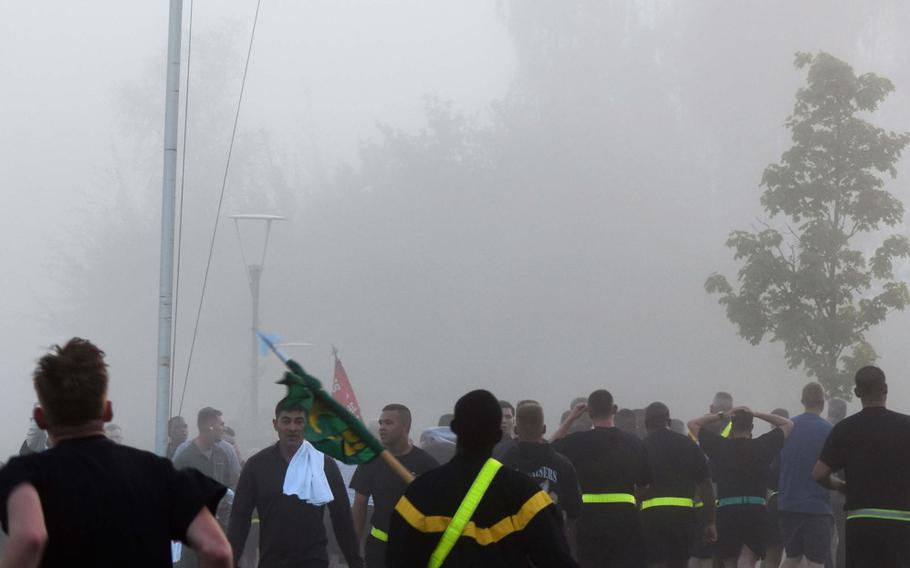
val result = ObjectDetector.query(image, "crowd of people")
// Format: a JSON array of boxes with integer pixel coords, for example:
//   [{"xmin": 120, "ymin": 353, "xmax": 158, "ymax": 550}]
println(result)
[{"xmin": 1, "ymin": 337, "xmax": 909, "ymax": 568}]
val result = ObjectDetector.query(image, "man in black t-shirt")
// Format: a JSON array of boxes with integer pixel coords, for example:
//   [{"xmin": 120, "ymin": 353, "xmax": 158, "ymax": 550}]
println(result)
[
  {"xmin": 813, "ymin": 366, "xmax": 910, "ymax": 568},
  {"xmin": 386, "ymin": 389, "xmax": 575, "ymax": 567},
  {"xmin": 642, "ymin": 402, "xmax": 716, "ymax": 568},
  {"xmin": 350, "ymin": 403, "xmax": 438, "ymax": 568},
  {"xmin": 552, "ymin": 389, "xmax": 651, "ymax": 568},
  {"xmin": 689, "ymin": 406, "xmax": 792, "ymax": 568},
  {"xmin": 0, "ymin": 338, "xmax": 231, "ymax": 568},
  {"xmin": 501, "ymin": 401, "xmax": 582, "ymax": 522}
]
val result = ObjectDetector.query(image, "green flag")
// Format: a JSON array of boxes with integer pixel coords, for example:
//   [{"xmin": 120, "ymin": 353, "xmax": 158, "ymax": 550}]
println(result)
[{"xmin": 261, "ymin": 334, "xmax": 383, "ymax": 464}]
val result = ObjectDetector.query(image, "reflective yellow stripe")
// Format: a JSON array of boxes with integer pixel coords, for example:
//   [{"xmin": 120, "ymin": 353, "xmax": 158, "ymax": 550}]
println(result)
[
  {"xmin": 582, "ymin": 493, "xmax": 637, "ymax": 505},
  {"xmin": 370, "ymin": 526, "xmax": 389, "ymax": 542},
  {"xmin": 394, "ymin": 490, "xmax": 552, "ymax": 547},
  {"xmin": 847, "ymin": 508, "xmax": 910, "ymax": 522},
  {"xmin": 427, "ymin": 458, "xmax": 501, "ymax": 568},
  {"xmin": 721, "ymin": 422, "xmax": 732, "ymax": 438},
  {"xmin": 641, "ymin": 497, "xmax": 695, "ymax": 510}
]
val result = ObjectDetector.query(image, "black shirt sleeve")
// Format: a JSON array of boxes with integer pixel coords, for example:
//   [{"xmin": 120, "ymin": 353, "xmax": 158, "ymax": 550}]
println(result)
[
  {"xmin": 556, "ymin": 456, "xmax": 583, "ymax": 520},
  {"xmin": 167, "ymin": 464, "xmax": 227, "ymax": 542},
  {"xmin": 0, "ymin": 458, "xmax": 34, "ymax": 534},
  {"xmin": 521, "ymin": 499, "xmax": 579, "ymax": 568},
  {"xmin": 698, "ymin": 429, "xmax": 722, "ymax": 459},
  {"xmin": 818, "ymin": 423, "xmax": 845, "ymax": 472},
  {"xmin": 227, "ymin": 458, "xmax": 258, "ymax": 562},
  {"xmin": 325, "ymin": 458, "xmax": 364, "ymax": 568},
  {"xmin": 386, "ymin": 490, "xmax": 436, "ymax": 568},
  {"xmin": 757, "ymin": 428, "xmax": 785, "ymax": 461},
  {"xmin": 349, "ymin": 462, "xmax": 372, "ymax": 497}
]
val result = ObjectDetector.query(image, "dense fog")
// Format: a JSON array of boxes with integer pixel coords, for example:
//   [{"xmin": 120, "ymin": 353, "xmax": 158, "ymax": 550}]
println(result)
[{"xmin": 2, "ymin": 1, "xmax": 909, "ymax": 453}]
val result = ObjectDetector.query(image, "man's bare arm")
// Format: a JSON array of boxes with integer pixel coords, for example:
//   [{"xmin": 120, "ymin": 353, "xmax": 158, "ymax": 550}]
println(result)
[
  {"xmin": 687, "ymin": 411, "xmax": 726, "ymax": 440},
  {"xmin": 753, "ymin": 411, "xmax": 794, "ymax": 438},
  {"xmin": 351, "ymin": 492, "xmax": 369, "ymax": 543},
  {"xmin": 186, "ymin": 508, "xmax": 233, "ymax": 568},
  {"xmin": 812, "ymin": 460, "xmax": 845, "ymax": 493},
  {"xmin": 550, "ymin": 403, "xmax": 587, "ymax": 441},
  {"xmin": 696, "ymin": 478, "xmax": 717, "ymax": 543},
  {"xmin": 1, "ymin": 483, "xmax": 46, "ymax": 568}
]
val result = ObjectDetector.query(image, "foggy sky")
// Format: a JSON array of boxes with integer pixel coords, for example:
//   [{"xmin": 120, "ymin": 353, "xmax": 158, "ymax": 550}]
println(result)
[{"xmin": 2, "ymin": 1, "xmax": 909, "ymax": 454}]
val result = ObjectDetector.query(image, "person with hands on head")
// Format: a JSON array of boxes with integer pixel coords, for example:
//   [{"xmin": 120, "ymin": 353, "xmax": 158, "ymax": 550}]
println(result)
[{"xmin": 687, "ymin": 406, "xmax": 792, "ymax": 568}]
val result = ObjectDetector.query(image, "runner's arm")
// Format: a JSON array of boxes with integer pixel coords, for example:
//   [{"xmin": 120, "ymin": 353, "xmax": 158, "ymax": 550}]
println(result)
[
  {"xmin": 687, "ymin": 411, "xmax": 725, "ymax": 440},
  {"xmin": 812, "ymin": 460, "xmax": 846, "ymax": 492},
  {"xmin": 696, "ymin": 478, "xmax": 717, "ymax": 542},
  {"xmin": 1, "ymin": 483, "xmax": 46, "ymax": 568},
  {"xmin": 225, "ymin": 464, "xmax": 256, "ymax": 563},
  {"xmin": 752, "ymin": 411, "xmax": 794, "ymax": 438},
  {"xmin": 550, "ymin": 403, "xmax": 587, "ymax": 441},
  {"xmin": 351, "ymin": 492, "xmax": 369, "ymax": 542},
  {"xmin": 326, "ymin": 461, "xmax": 364, "ymax": 568},
  {"xmin": 186, "ymin": 507, "xmax": 233, "ymax": 568}
]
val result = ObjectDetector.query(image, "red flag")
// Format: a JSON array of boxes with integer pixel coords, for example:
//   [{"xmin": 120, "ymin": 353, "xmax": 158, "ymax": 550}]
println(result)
[{"xmin": 331, "ymin": 348, "xmax": 363, "ymax": 421}]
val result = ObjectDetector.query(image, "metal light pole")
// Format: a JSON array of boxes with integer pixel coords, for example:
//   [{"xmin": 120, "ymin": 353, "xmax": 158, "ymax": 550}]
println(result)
[
  {"xmin": 230, "ymin": 214, "xmax": 286, "ymax": 427},
  {"xmin": 155, "ymin": 0, "xmax": 183, "ymax": 456}
]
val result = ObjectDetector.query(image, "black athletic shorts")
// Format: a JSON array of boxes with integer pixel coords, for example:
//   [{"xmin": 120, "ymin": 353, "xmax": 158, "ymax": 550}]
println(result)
[
  {"xmin": 846, "ymin": 518, "xmax": 910, "ymax": 568},
  {"xmin": 715, "ymin": 505, "xmax": 768, "ymax": 560},
  {"xmin": 641, "ymin": 507, "xmax": 696, "ymax": 568},
  {"xmin": 778, "ymin": 511, "xmax": 832, "ymax": 564},
  {"xmin": 577, "ymin": 508, "xmax": 646, "ymax": 568}
]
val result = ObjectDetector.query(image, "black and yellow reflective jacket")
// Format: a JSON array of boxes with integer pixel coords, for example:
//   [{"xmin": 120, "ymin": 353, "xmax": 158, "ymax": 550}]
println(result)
[{"xmin": 386, "ymin": 454, "xmax": 577, "ymax": 568}]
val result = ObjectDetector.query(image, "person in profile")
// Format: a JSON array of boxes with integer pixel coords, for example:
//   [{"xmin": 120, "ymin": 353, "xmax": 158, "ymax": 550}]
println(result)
[{"xmin": 0, "ymin": 338, "xmax": 231, "ymax": 568}]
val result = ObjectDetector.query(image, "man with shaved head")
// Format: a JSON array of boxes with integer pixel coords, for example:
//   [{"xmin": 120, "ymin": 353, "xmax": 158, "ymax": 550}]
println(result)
[
  {"xmin": 641, "ymin": 402, "xmax": 715, "ymax": 568},
  {"xmin": 387, "ymin": 390, "xmax": 575, "ymax": 567},
  {"xmin": 553, "ymin": 389, "xmax": 651, "ymax": 568},
  {"xmin": 501, "ymin": 401, "xmax": 582, "ymax": 522},
  {"xmin": 814, "ymin": 366, "xmax": 910, "ymax": 567}
]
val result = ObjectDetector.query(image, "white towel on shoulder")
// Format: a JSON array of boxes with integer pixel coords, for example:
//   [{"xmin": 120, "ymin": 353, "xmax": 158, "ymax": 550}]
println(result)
[{"xmin": 282, "ymin": 441, "xmax": 334, "ymax": 506}]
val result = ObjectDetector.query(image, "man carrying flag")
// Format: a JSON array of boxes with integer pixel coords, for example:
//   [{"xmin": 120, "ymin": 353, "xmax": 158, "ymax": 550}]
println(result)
[
  {"xmin": 232, "ymin": 336, "xmax": 415, "ymax": 568},
  {"xmin": 227, "ymin": 398, "xmax": 363, "ymax": 568}
]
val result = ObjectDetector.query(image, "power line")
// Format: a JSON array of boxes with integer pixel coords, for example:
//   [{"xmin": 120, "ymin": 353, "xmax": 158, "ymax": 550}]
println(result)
[
  {"xmin": 171, "ymin": 0, "xmax": 194, "ymax": 415},
  {"xmin": 178, "ymin": 0, "xmax": 264, "ymax": 415}
]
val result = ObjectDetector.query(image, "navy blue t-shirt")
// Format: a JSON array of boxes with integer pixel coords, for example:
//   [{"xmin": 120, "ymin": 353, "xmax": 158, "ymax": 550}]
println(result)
[{"xmin": 778, "ymin": 412, "xmax": 832, "ymax": 514}]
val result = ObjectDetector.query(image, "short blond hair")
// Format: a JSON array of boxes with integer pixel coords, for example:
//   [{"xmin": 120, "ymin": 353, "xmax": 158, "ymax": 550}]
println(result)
[{"xmin": 801, "ymin": 382, "xmax": 825, "ymax": 408}]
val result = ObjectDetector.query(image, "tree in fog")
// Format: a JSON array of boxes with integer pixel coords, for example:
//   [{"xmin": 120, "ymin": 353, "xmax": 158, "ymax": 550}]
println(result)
[{"xmin": 706, "ymin": 52, "xmax": 910, "ymax": 398}]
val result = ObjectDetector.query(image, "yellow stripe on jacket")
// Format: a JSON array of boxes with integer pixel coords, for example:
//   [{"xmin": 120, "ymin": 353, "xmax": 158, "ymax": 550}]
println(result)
[{"xmin": 393, "ymin": 490, "xmax": 553, "ymax": 546}]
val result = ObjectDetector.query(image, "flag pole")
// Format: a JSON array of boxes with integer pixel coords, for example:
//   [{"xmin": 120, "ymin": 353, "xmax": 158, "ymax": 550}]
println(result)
[
  {"xmin": 259, "ymin": 333, "xmax": 416, "ymax": 484},
  {"xmin": 380, "ymin": 450, "xmax": 415, "ymax": 483}
]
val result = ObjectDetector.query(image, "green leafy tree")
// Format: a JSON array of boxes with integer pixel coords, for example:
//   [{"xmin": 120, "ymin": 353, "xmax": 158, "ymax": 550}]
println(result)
[{"xmin": 706, "ymin": 52, "xmax": 910, "ymax": 398}]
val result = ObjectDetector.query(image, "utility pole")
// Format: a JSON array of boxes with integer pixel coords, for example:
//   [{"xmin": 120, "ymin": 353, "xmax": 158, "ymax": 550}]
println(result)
[
  {"xmin": 231, "ymin": 214, "xmax": 285, "ymax": 429},
  {"xmin": 155, "ymin": 0, "xmax": 183, "ymax": 456}
]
